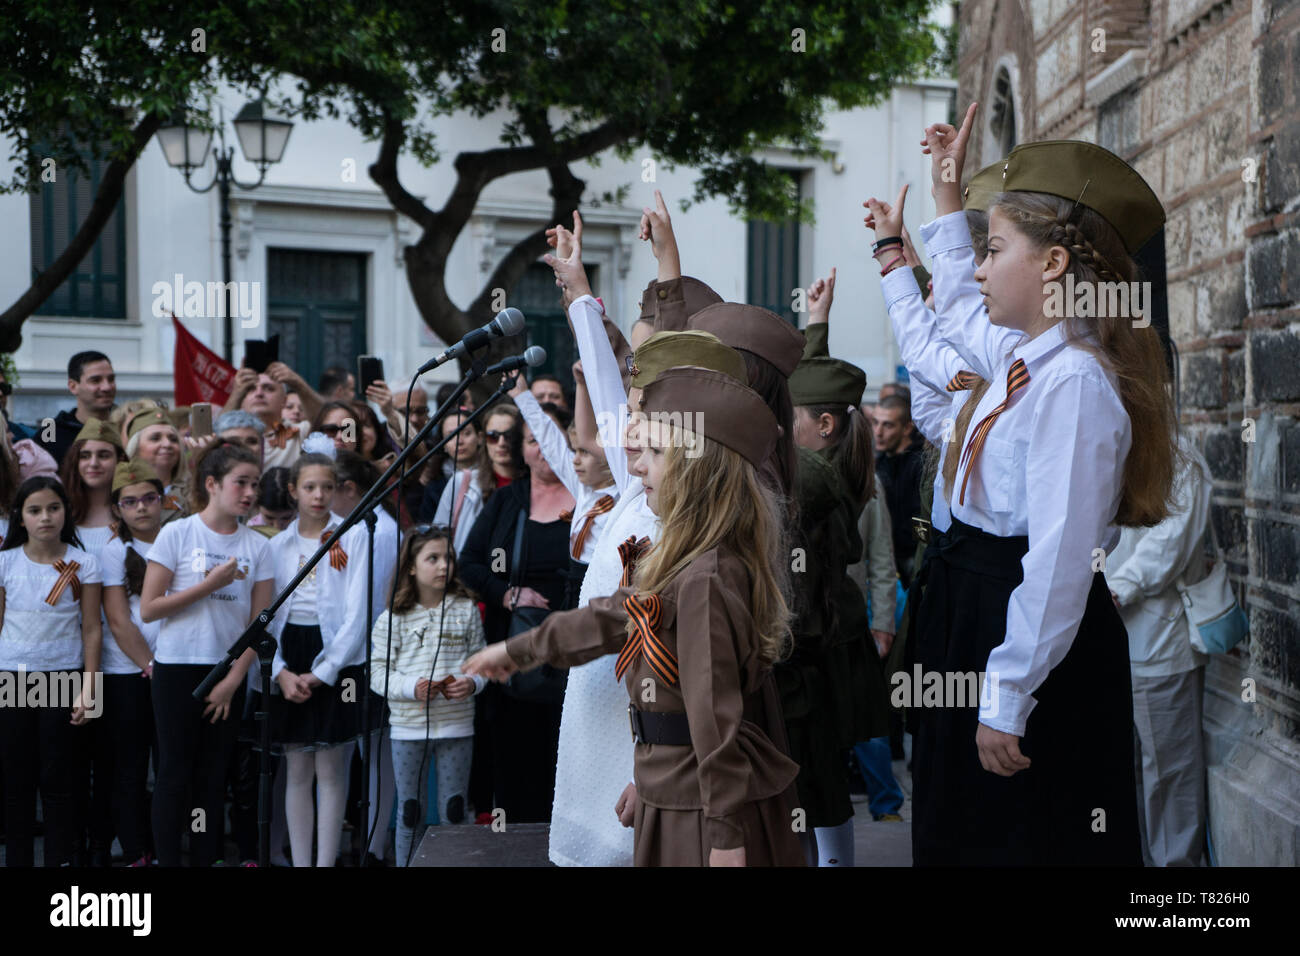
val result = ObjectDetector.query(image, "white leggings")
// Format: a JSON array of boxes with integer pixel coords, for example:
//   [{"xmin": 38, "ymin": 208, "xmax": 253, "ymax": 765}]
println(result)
[
  {"xmin": 284, "ymin": 743, "xmax": 355, "ymax": 867},
  {"xmin": 391, "ymin": 736, "xmax": 473, "ymax": 867}
]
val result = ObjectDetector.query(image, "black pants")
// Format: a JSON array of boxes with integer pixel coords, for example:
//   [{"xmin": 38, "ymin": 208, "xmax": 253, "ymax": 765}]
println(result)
[
  {"xmin": 90, "ymin": 674, "xmax": 155, "ymax": 861},
  {"xmin": 151, "ymin": 663, "xmax": 245, "ymax": 867},
  {"xmin": 910, "ymin": 518, "xmax": 1142, "ymax": 866},
  {"xmin": 0, "ymin": 670, "xmax": 81, "ymax": 866}
]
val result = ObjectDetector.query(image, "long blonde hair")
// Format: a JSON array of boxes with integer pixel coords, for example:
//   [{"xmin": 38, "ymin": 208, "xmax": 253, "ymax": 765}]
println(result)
[
  {"xmin": 634, "ymin": 433, "xmax": 791, "ymax": 666},
  {"xmin": 943, "ymin": 191, "xmax": 1178, "ymax": 527}
]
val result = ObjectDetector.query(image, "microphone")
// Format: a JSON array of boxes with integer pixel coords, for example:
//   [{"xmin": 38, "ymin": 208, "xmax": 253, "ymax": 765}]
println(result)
[
  {"xmin": 417, "ymin": 308, "xmax": 526, "ymax": 374},
  {"xmin": 486, "ymin": 346, "xmax": 547, "ymax": 377}
]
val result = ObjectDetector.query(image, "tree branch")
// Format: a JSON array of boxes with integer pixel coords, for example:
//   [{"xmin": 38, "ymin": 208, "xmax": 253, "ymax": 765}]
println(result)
[
  {"xmin": 0, "ymin": 112, "xmax": 164, "ymax": 352},
  {"xmin": 367, "ymin": 112, "xmax": 438, "ymax": 231}
]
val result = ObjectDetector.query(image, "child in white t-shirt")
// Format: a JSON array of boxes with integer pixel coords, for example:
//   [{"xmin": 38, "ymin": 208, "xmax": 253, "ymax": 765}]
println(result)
[
  {"xmin": 0, "ymin": 476, "xmax": 103, "ymax": 867},
  {"xmin": 142, "ymin": 442, "xmax": 273, "ymax": 867}
]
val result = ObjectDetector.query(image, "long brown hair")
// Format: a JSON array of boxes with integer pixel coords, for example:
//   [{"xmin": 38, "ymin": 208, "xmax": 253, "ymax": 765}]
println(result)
[
  {"xmin": 190, "ymin": 441, "xmax": 260, "ymax": 513},
  {"xmin": 390, "ymin": 526, "xmax": 472, "ymax": 614},
  {"xmin": 800, "ymin": 403, "xmax": 876, "ymax": 510},
  {"xmin": 634, "ymin": 432, "xmax": 790, "ymax": 666},
  {"xmin": 59, "ymin": 438, "xmax": 126, "ymax": 526},
  {"xmin": 944, "ymin": 191, "xmax": 1178, "ymax": 527}
]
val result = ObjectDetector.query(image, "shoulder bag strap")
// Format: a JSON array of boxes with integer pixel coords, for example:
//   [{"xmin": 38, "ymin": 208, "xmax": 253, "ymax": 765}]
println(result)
[{"xmin": 508, "ymin": 502, "xmax": 527, "ymax": 608}]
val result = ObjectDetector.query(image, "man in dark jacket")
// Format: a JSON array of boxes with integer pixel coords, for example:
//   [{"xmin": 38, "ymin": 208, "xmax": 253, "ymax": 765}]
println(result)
[
  {"xmin": 37, "ymin": 351, "xmax": 117, "ymax": 466},
  {"xmin": 873, "ymin": 393, "xmax": 925, "ymax": 588}
]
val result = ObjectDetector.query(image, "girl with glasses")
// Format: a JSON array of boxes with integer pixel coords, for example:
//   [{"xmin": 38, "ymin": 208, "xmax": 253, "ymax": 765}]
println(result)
[{"xmin": 99, "ymin": 459, "xmax": 167, "ymax": 866}]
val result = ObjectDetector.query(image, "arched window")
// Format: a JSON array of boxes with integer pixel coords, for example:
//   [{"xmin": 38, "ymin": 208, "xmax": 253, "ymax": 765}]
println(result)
[{"xmin": 989, "ymin": 66, "xmax": 1017, "ymax": 158}]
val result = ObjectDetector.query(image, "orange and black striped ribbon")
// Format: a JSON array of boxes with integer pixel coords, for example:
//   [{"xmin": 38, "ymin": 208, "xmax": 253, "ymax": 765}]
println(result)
[
  {"xmin": 958, "ymin": 358, "xmax": 1030, "ymax": 506},
  {"xmin": 45, "ymin": 559, "xmax": 82, "ymax": 605},
  {"xmin": 558, "ymin": 509, "xmax": 574, "ymax": 522},
  {"xmin": 617, "ymin": 535, "xmax": 651, "ymax": 588},
  {"xmin": 945, "ymin": 369, "xmax": 983, "ymax": 392},
  {"xmin": 570, "ymin": 494, "xmax": 616, "ymax": 559},
  {"xmin": 615, "ymin": 592, "xmax": 678, "ymax": 686},
  {"xmin": 267, "ymin": 421, "xmax": 297, "ymax": 449},
  {"xmin": 320, "ymin": 530, "xmax": 348, "ymax": 572}
]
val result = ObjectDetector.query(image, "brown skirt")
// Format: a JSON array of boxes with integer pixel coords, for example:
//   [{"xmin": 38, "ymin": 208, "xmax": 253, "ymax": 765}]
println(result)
[{"xmin": 632, "ymin": 793, "xmax": 806, "ymax": 867}]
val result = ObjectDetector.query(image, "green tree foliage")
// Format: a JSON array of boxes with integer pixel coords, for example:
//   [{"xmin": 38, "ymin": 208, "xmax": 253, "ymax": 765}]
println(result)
[{"xmin": 0, "ymin": 0, "xmax": 940, "ymax": 374}]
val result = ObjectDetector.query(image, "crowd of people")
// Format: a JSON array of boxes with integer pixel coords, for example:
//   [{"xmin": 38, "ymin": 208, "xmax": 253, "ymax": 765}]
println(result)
[{"xmin": 0, "ymin": 104, "xmax": 1216, "ymax": 867}]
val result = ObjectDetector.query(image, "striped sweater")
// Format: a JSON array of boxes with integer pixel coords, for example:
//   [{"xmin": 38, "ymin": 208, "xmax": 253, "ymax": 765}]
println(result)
[{"xmin": 369, "ymin": 596, "xmax": 487, "ymax": 740}]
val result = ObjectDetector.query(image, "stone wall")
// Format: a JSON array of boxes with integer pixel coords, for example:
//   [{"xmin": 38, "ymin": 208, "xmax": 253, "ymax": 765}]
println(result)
[{"xmin": 957, "ymin": 0, "xmax": 1300, "ymax": 864}]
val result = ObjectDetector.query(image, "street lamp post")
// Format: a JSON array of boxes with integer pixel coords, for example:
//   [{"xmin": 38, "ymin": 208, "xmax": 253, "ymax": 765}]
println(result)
[{"xmin": 155, "ymin": 101, "xmax": 293, "ymax": 362}]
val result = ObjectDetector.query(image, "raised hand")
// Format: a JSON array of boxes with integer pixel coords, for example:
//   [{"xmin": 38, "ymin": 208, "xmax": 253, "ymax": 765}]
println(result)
[
  {"xmin": 863, "ymin": 182, "xmax": 910, "ymax": 239},
  {"xmin": 922, "ymin": 101, "xmax": 977, "ymax": 215},
  {"xmin": 807, "ymin": 267, "xmax": 836, "ymax": 325},
  {"xmin": 545, "ymin": 210, "xmax": 580, "ymax": 260},
  {"xmin": 639, "ymin": 189, "xmax": 681, "ymax": 281},
  {"xmin": 543, "ymin": 213, "xmax": 593, "ymax": 310}
]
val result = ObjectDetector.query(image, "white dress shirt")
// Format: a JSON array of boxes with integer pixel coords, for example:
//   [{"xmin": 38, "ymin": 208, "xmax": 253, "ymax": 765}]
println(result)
[
  {"xmin": 919, "ymin": 210, "xmax": 1132, "ymax": 736},
  {"xmin": 433, "ymin": 467, "xmax": 484, "ymax": 556},
  {"xmin": 540, "ymin": 293, "xmax": 658, "ymax": 867},
  {"xmin": 1107, "ymin": 435, "xmax": 1210, "ymax": 678},
  {"xmin": 265, "ymin": 513, "xmax": 371, "ymax": 685},
  {"xmin": 879, "ymin": 264, "xmax": 993, "ymax": 535},
  {"xmin": 514, "ymin": 389, "xmax": 619, "ymax": 563}
]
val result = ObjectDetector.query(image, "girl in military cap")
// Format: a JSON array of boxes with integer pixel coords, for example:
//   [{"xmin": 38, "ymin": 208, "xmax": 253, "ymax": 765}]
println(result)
[
  {"xmin": 125, "ymin": 408, "xmax": 189, "ymax": 521},
  {"xmin": 866, "ymin": 103, "xmax": 1176, "ymax": 865},
  {"xmin": 466, "ymin": 367, "xmax": 804, "ymax": 866},
  {"xmin": 784, "ymin": 271, "xmax": 894, "ymax": 865},
  {"xmin": 99, "ymin": 459, "xmax": 167, "ymax": 865}
]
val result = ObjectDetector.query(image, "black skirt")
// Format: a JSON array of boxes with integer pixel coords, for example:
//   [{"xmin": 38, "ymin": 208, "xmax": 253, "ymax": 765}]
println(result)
[
  {"xmin": 910, "ymin": 517, "xmax": 1142, "ymax": 866},
  {"xmin": 266, "ymin": 622, "xmax": 378, "ymax": 752}
]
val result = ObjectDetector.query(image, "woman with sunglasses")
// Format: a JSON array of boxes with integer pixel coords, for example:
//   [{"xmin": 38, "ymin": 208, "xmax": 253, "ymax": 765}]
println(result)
[{"xmin": 429, "ymin": 404, "xmax": 524, "ymax": 556}]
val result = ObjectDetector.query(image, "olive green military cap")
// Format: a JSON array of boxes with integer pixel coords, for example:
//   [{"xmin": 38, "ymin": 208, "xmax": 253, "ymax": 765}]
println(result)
[
  {"xmin": 996, "ymin": 140, "xmax": 1165, "ymax": 254},
  {"xmin": 789, "ymin": 356, "xmax": 866, "ymax": 407},
  {"xmin": 628, "ymin": 330, "xmax": 747, "ymax": 390}
]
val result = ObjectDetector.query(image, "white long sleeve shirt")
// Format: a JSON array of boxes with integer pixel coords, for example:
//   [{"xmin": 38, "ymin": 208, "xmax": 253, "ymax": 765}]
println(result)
[
  {"xmin": 880, "ymin": 263, "xmax": 997, "ymax": 535},
  {"xmin": 265, "ymin": 513, "xmax": 371, "ymax": 685},
  {"xmin": 570, "ymin": 296, "xmax": 636, "ymax": 492},
  {"xmin": 1107, "ymin": 436, "xmax": 1210, "ymax": 678},
  {"xmin": 515, "ymin": 389, "xmax": 619, "ymax": 563},
  {"xmin": 542, "ymin": 293, "xmax": 657, "ymax": 868},
  {"xmin": 433, "ymin": 467, "xmax": 484, "ymax": 557},
  {"xmin": 919, "ymin": 210, "xmax": 1132, "ymax": 737}
]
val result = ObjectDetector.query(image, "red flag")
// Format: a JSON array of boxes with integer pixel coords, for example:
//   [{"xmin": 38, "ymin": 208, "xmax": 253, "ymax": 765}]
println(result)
[{"xmin": 172, "ymin": 315, "xmax": 236, "ymax": 407}]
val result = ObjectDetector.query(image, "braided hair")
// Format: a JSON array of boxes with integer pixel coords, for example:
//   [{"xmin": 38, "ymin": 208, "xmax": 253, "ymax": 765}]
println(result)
[{"xmin": 945, "ymin": 190, "xmax": 1178, "ymax": 527}]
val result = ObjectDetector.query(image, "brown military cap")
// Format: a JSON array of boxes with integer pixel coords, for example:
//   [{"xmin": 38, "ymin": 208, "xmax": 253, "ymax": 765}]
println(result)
[
  {"xmin": 687, "ymin": 303, "xmax": 806, "ymax": 378},
  {"xmin": 962, "ymin": 158, "xmax": 1007, "ymax": 212},
  {"xmin": 629, "ymin": 331, "xmax": 747, "ymax": 390},
  {"xmin": 996, "ymin": 140, "xmax": 1165, "ymax": 254},
  {"xmin": 638, "ymin": 276, "xmax": 723, "ymax": 322},
  {"xmin": 789, "ymin": 356, "xmax": 867, "ymax": 407},
  {"xmin": 75, "ymin": 417, "xmax": 123, "ymax": 448},
  {"xmin": 640, "ymin": 366, "xmax": 777, "ymax": 468},
  {"xmin": 126, "ymin": 408, "xmax": 175, "ymax": 442},
  {"xmin": 112, "ymin": 458, "xmax": 162, "ymax": 494}
]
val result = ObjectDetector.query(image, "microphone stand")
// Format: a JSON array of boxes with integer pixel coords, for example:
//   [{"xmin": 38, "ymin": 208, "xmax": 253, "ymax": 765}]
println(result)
[
  {"xmin": 355, "ymin": 366, "xmax": 525, "ymax": 863},
  {"xmin": 371, "ymin": 375, "xmax": 522, "ymax": 504},
  {"xmin": 193, "ymin": 353, "xmax": 497, "ymax": 867},
  {"xmin": 355, "ymin": 507, "xmax": 377, "ymax": 868}
]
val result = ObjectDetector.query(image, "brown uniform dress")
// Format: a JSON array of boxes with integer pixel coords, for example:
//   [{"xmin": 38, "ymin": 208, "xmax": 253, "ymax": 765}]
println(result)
[{"xmin": 505, "ymin": 545, "xmax": 805, "ymax": 867}]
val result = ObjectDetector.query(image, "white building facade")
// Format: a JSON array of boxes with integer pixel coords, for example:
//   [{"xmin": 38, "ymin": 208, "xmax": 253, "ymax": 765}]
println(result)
[{"xmin": 1, "ymin": 78, "xmax": 955, "ymax": 425}]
